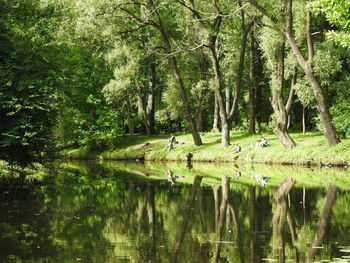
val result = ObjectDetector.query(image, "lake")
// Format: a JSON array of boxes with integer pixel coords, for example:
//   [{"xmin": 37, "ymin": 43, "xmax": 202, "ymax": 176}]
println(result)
[{"xmin": 1, "ymin": 161, "xmax": 350, "ymax": 262}]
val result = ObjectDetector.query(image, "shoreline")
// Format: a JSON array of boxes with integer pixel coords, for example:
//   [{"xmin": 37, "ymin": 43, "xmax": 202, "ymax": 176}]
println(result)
[{"xmin": 59, "ymin": 132, "xmax": 350, "ymax": 168}]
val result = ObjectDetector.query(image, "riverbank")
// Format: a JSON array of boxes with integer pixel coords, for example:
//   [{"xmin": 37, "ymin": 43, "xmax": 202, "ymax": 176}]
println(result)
[{"xmin": 60, "ymin": 131, "xmax": 350, "ymax": 167}]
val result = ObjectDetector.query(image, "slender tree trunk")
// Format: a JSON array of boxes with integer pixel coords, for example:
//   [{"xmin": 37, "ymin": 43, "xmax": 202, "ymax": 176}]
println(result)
[
  {"xmin": 196, "ymin": 52, "xmax": 208, "ymax": 132},
  {"xmin": 221, "ymin": 120, "xmax": 230, "ymax": 148},
  {"xmin": 209, "ymin": 43, "xmax": 231, "ymax": 147},
  {"xmin": 284, "ymin": 0, "xmax": 339, "ymax": 146},
  {"xmin": 286, "ymin": 69, "xmax": 297, "ymax": 116},
  {"xmin": 147, "ymin": 61, "xmax": 157, "ymax": 134},
  {"xmin": 209, "ymin": 23, "xmax": 252, "ymax": 146},
  {"xmin": 145, "ymin": 94, "xmax": 153, "ymax": 135},
  {"xmin": 225, "ymin": 87, "xmax": 231, "ymax": 114},
  {"xmin": 302, "ymin": 107, "xmax": 306, "ymax": 134},
  {"xmin": 286, "ymin": 67, "xmax": 297, "ymax": 131},
  {"xmin": 212, "ymin": 95, "xmax": 220, "ymax": 133},
  {"xmin": 196, "ymin": 107, "xmax": 204, "ymax": 131},
  {"xmin": 153, "ymin": 6, "xmax": 202, "ymax": 146},
  {"xmin": 249, "ymin": 31, "xmax": 256, "ymax": 134},
  {"xmin": 126, "ymin": 99, "xmax": 134, "ymax": 137},
  {"xmin": 271, "ymin": 42, "xmax": 296, "ymax": 150},
  {"xmin": 229, "ymin": 16, "xmax": 253, "ymax": 121},
  {"xmin": 246, "ymin": 0, "xmax": 340, "ymax": 146},
  {"xmin": 137, "ymin": 93, "xmax": 152, "ymax": 135}
]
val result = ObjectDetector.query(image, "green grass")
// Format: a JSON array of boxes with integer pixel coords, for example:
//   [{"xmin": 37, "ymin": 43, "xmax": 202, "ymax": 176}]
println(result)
[{"xmin": 60, "ymin": 131, "xmax": 350, "ymax": 166}]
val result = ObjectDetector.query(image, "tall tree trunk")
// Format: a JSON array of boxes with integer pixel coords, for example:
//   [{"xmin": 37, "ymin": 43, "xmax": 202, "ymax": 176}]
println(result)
[
  {"xmin": 209, "ymin": 43, "xmax": 231, "ymax": 147},
  {"xmin": 284, "ymin": 0, "xmax": 339, "ymax": 146},
  {"xmin": 145, "ymin": 94, "xmax": 153, "ymax": 135},
  {"xmin": 225, "ymin": 87, "xmax": 231, "ymax": 114},
  {"xmin": 286, "ymin": 67, "xmax": 297, "ymax": 131},
  {"xmin": 271, "ymin": 42, "xmax": 296, "ymax": 150},
  {"xmin": 249, "ymin": 31, "xmax": 256, "ymax": 134},
  {"xmin": 212, "ymin": 95, "xmax": 220, "ymax": 133},
  {"xmin": 126, "ymin": 98, "xmax": 134, "ymax": 137},
  {"xmin": 147, "ymin": 61, "xmax": 157, "ymax": 134},
  {"xmin": 137, "ymin": 93, "xmax": 152, "ymax": 136},
  {"xmin": 302, "ymin": 107, "xmax": 306, "ymax": 134},
  {"xmin": 178, "ymin": 0, "xmax": 251, "ymax": 147},
  {"xmin": 153, "ymin": 4, "xmax": 202, "ymax": 146},
  {"xmin": 246, "ymin": 0, "xmax": 340, "ymax": 146},
  {"xmin": 229, "ymin": 12, "xmax": 253, "ymax": 121},
  {"xmin": 196, "ymin": 107, "xmax": 204, "ymax": 132},
  {"xmin": 286, "ymin": 69, "xmax": 297, "ymax": 116},
  {"xmin": 209, "ymin": 18, "xmax": 252, "ymax": 147}
]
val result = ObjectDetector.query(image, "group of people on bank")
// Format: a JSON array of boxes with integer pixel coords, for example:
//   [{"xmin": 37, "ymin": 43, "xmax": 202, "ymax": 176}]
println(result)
[
  {"xmin": 232, "ymin": 136, "xmax": 269, "ymax": 153},
  {"xmin": 164, "ymin": 134, "xmax": 269, "ymax": 153}
]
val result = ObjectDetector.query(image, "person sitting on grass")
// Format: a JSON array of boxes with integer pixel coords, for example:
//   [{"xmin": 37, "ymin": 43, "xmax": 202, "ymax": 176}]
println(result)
[
  {"xmin": 255, "ymin": 136, "xmax": 269, "ymax": 149},
  {"xmin": 164, "ymin": 134, "xmax": 177, "ymax": 152},
  {"xmin": 232, "ymin": 143, "xmax": 241, "ymax": 153},
  {"xmin": 261, "ymin": 136, "xmax": 269, "ymax": 147},
  {"xmin": 170, "ymin": 133, "xmax": 177, "ymax": 144},
  {"xmin": 164, "ymin": 138, "xmax": 173, "ymax": 151}
]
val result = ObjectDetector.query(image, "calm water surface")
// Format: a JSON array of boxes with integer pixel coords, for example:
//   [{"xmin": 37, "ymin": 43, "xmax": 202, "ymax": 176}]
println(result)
[{"xmin": 1, "ymin": 161, "xmax": 350, "ymax": 263}]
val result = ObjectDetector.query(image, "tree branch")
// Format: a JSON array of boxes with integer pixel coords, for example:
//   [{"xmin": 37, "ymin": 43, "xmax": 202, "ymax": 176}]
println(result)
[
  {"xmin": 175, "ymin": 0, "xmax": 210, "ymax": 27},
  {"xmin": 245, "ymin": 0, "xmax": 282, "ymax": 32},
  {"xmin": 156, "ymin": 43, "xmax": 209, "ymax": 57},
  {"xmin": 285, "ymin": 68, "xmax": 297, "ymax": 116},
  {"xmin": 228, "ymin": 21, "xmax": 253, "ymax": 120}
]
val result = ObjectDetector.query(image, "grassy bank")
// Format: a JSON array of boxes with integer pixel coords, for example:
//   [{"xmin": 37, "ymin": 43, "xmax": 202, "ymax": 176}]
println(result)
[{"xmin": 60, "ymin": 131, "xmax": 350, "ymax": 166}]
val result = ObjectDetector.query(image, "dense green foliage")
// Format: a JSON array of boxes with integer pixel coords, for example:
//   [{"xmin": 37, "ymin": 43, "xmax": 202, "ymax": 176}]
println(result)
[
  {"xmin": 1, "ymin": 0, "xmax": 350, "ymax": 166},
  {"xmin": 0, "ymin": 0, "xmax": 59, "ymax": 166}
]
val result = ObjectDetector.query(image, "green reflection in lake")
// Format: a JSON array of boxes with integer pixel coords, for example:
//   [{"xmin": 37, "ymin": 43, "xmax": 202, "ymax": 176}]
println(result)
[{"xmin": 1, "ymin": 161, "xmax": 350, "ymax": 263}]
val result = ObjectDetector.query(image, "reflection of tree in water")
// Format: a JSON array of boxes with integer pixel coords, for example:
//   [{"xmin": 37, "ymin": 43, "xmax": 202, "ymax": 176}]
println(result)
[
  {"xmin": 204, "ymin": 177, "xmax": 340, "ymax": 263},
  {"xmin": 271, "ymin": 177, "xmax": 296, "ymax": 262},
  {"xmin": 265, "ymin": 180, "xmax": 339, "ymax": 263},
  {"xmin": 0, "ymin": 165, "xmax": 348, "ymax": 263}
]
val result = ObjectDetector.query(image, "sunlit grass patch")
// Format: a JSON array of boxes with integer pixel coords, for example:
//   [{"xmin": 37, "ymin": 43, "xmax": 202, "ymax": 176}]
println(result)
[{"xmin": 60, "ymin": 131, "xmax": 350, "ymax": 166}]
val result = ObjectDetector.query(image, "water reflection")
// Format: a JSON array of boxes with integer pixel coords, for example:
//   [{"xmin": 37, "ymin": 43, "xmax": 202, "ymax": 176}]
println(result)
[{"xmin": 0, "ymin": 162, "xmax": 349, "ymax": 263}]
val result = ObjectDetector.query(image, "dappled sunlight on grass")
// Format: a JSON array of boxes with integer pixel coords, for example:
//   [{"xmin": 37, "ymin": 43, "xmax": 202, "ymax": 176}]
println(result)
[{"xmin": 61, "ymin": 131, "xmax": 350, "ymax": 166}]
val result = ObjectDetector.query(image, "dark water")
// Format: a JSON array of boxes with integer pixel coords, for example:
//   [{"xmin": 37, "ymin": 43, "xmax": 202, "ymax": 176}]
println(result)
[{"xmin": 1, "ymin": 162, "xmax": 350, "ymax": 263}]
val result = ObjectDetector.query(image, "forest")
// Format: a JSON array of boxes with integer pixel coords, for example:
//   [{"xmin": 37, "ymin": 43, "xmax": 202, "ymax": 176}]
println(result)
[{"xmin": 1, "ymin": 0, "xmax": 350, "ymax": 167}]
